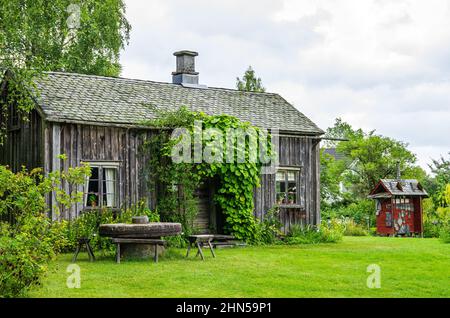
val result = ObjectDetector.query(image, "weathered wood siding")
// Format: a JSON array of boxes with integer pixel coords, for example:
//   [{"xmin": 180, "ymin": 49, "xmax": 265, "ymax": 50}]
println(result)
[
  {"xmin": 253, "ymin": 135, "xmax": 321, "ymax": 234},
  {"xmin": 1, "ymin": 116, "xmax": 321, "ymax": 231},
  {"xmin": 0, "ymin": 109, "xmax": 44, "ymax": 172},
  {"xmin": 44, "ymin": 122, "xmax": 153, "ymax": 220}
]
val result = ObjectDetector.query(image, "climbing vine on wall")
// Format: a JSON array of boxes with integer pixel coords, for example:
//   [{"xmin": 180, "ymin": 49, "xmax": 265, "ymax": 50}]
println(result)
[{"xmin": 141, "ymin": 106, "xmax": 275, "ymax": 242}]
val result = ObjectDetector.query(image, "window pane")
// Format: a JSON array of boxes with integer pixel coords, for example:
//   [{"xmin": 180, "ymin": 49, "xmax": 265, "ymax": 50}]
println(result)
[
  {"xmin": 276, "ymin": 172, "xmax": 285, "ymax": 181},
  {"xmin": 85, "ymin": 167, "xmax": 100, "ymax": 207},
  {"xmin": 103, "ymin": 168, "xmax": 117, "ymax": 207},
  {"xmin": 287, "ymin": 171, "xmax": 296, "ymax": 181}
]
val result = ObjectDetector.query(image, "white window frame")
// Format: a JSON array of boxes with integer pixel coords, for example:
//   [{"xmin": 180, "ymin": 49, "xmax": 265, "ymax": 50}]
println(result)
[{"xmin": 83, "ymin": 161, "xmax": 120, "ymax": 209}]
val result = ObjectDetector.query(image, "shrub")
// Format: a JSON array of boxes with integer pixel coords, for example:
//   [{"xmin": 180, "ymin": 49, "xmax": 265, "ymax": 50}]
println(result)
[
  {"xmin": 0, "ymin": 215, "xmax": 58, "ymax": 298},
  {"xmin": 254, "ymin": 207, "xmax": 282, "ymax": 245},
  {"xmin": 439, "ymin": 227, "xmax": 450, "ymax": 244},
  {"xmin": 342, "ymin": 218, "xmax": 368, "ymax": 236},
  {"xmin": 322, "ymin": 199, "xmax": 374, "ymax": 227},
  {"xmin": 164, "ymin": 234, "xmax": 187, "ymax": 248},
  {"xmin": 0, "ymin": 163, "xmax": 89, "ymax": 298},
  {"xmin": 285, "ymin": 220, "xmax": 344, "ymax": 245}
]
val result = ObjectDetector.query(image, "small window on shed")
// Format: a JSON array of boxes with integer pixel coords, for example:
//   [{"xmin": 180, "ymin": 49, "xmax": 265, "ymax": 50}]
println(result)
[{"xmin": 276, "ymin": 169, "xmax": 299, "ymax": 205}]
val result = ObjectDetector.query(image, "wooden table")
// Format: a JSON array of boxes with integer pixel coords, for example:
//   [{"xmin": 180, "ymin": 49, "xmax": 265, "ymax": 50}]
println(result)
[
  {"xmin": 111, "ymin": 238, "xmax": 166, "ymax": 263},
  {"xmin": 186, "ymin": 235, "xmax": 216, "ymax": 260}
]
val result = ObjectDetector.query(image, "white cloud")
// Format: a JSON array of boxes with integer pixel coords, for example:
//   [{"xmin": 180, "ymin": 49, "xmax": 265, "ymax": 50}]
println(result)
[{"xmin": 121, "ymin": 0, "xmax": 450, "ymax": 172}]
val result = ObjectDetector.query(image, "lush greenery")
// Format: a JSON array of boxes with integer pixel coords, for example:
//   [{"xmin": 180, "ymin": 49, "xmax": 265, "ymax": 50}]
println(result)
[
  {"xmin": 319, "ymin": 118, "xmax": 448, "ymax": 234},
  {"xmin": 322, "ymin": 118, "xmax": 425, "ymax": 203},
  {"xmin": 29, "ymin": 237, "xmax": 450, "ymax": 298},
  {"xmin": 422, "ymin": 156, "xmax": 450, "ymax": 239},
  {"xmin": 0, "ymin": 0, "xmax": 131, "ymax": 144},
  {"xmin": 142, "ymin": 107, "xmax": 274, "ymax": 243},
  {"xmin": 284, "ymin": 221, "xmax": 344, "ymax": 245},
  {"xmin": 0, "ymin": 164, "xmax": 89, "ymax": 297},
  {"xmin": 236, "ymin": 66, "xmax": 265, "ymax": 92}
]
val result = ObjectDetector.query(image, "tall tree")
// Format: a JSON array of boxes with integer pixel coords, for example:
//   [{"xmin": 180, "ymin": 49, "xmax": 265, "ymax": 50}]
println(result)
[
  {"xmin": 236, "ymin": 66, "xmax": 265, "ymax": 92},
  {"xmin": 0, "ymin": 0, "xmax": 131, "ymax": 144},
  {"xmin": 321, "ymin": 118, "xmax": 426, "ymax": 201}
]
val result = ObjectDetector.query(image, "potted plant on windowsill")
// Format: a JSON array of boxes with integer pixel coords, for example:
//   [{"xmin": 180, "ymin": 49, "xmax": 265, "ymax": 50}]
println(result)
[
  {"xmin": 276, "ymin": 194, "xmax": 284, "ymax": 205},
  {"xmin": 88, "ymin": 194, "xmax": 97, "ymax": 208},
  {"xmin": 288, "ymin": 193, "xmax": 295, "ymax": 205}
]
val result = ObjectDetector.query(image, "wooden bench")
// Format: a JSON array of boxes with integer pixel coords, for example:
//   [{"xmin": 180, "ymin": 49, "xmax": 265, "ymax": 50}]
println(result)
[
  {"xmin": 111, "ymin": 238, "xmax": 166, "ymax": 263},
  {"xmin": 72, "ymin": 238, "xmax": 95, "ymax": 263},
  {"xmin": 186, "ymin": 235, "xmax": 216, "ymax": 260}
]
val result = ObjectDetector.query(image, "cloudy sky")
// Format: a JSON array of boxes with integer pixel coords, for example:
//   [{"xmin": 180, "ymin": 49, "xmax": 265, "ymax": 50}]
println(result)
[{"xmin": 120, "ymin": 0, "xmax": 450, "ymax": 172}]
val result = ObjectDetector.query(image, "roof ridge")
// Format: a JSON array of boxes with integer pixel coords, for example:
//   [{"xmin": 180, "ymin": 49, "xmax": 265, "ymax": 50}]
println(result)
[{"xmin": 43, "ymin": 71, "xmax": 279, "ymax": 96}]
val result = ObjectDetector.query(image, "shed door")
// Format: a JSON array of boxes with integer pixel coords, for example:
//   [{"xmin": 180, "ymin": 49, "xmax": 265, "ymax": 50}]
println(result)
[{"xmin": 193, "ymin": 183, "xmax": 211, "ymax": 233}]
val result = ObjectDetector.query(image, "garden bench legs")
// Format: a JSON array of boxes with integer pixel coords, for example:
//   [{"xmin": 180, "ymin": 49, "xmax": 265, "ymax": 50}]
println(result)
[
  {"xmin": 186, "ymin": 237, "xmax": 216, "ymax": 260},
  {"xmin": 72, "ymin": 238, "xmax": 95, "ymax": 263}
]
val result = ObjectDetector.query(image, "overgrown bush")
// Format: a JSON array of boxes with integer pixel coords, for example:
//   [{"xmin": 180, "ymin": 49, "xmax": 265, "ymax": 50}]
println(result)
[
  {"xmin": 164, "ymin": 234, "xmax": 188, "ymax": 248},
  {"xmin": 322, "ymin": 199, "xmax": 374, "ymax": 226},
  {"xmin": 439, "ymin": 226, "xmax": 450, "ymax": 243},
  {"xmin": 342, "ymin": 218, "xmax": 368, "ymax": 236},
  {"xmin": 285, "ymin": 220, "xmax": 344, "ymax": 245},
  {"xmin": 254, "ymin": 207, "xmax": 282, "ymax": 245},
  {"xmin": 0, "ymin": 164, "xmax": 88, "ymax": 298}
]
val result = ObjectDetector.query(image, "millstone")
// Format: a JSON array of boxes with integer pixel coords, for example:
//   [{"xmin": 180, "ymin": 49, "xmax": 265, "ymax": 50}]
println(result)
[{"xmin": 99, "ymin": 222, "xmax": 182, "ymax": 238}]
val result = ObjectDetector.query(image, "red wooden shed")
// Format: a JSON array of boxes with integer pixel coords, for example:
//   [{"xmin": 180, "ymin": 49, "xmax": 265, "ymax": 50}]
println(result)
[{"xmin": 368, "ymin": 179, "xmax": 428, "ymax": 237}]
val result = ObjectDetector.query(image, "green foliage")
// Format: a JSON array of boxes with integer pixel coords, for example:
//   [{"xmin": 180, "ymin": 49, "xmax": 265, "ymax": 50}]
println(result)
[
  {"xmin": 0, "ymin": 164, "xmax": 88, "ymax": 297},
  {"xmin": 164, "ymin": 234, "xmax": 188, "ymax": 248},
  {"xmin": 236, "ymin": 66, "xmax": 265, "ymax": 92},
  {"xmin": 320, "ymin": 118, "xmax": 426, "ymax": 226},
  {"xmin": 254, "ymin": 207, "xmax": 282, "ymax": 245},
  {"xmin": 439, "ymin": 226, "xmax": 450, "ymax": 244},
  {"xmin": 342, "ymin": 219, "xmax": 369, "ymax": 236},
  {"xmin": 322, "ymin": 118, "xmax": 425, "ymax": 202},
  {"xmin": 142, "ymin": 107, "xmax": 273, "ymax": 242},
  {"xmin": 423, "ymin": 154, "xmax": 450, "ymax": 207},
  {"xmin": 423, "ymin": 176, "xmax": 450, "ymax": 237},
  {"xmin": 322, "ymin": 199, "xmax": 374, "ymax": 226},
  {"xmin": 0, "ymin": 0, "xmax": 131, "ymax": 144},
  {"xmin": 285, "ymin": 221, "xmax": 344, "ymax": 245}
]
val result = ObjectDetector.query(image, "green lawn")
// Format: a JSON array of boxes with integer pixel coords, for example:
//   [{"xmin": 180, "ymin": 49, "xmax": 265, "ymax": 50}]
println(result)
[{"xmin": 30, "ymin": 237, "xmax": 450, "ymax": 298}]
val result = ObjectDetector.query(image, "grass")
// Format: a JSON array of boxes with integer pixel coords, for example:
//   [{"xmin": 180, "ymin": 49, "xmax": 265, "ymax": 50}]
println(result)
[{"xmin": 30, "ymin": 236, "xmax": 450, "ymax": 298}]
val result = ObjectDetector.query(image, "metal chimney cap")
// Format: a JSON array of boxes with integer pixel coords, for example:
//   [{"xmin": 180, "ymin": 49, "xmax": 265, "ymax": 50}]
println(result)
[{"xmin": 173, "ymin": 50, "xmax": 198, "ymax": 57}]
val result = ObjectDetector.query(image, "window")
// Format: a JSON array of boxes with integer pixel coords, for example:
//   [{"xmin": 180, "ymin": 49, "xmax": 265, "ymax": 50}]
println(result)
[
  {"xmin": 84, "ymin": 163, "xmax": 119, "ymax": 208},
  {"xmin": 276, "ymin": 169, "xmax": 299, "ymax": 205}
]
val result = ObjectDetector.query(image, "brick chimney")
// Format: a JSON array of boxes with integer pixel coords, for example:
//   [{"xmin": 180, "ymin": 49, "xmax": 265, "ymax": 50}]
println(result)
[{"xmin": 172, "ymin": 50, "xmax": 199, "ymax": 85}]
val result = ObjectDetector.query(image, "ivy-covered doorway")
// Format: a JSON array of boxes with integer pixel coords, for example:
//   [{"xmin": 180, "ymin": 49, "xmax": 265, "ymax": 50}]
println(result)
[{"xmin": 193, "ymin": 177, "xmax": 224, "ymax": 234}]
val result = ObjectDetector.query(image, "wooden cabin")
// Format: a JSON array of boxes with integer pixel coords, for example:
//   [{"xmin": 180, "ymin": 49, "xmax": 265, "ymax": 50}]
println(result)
[
  {"xmin": 368, "ymin": 179, "xmax": 428, "ymax": 236},
  {"xmin": 0, "ymin": 51, "xmax": 324, "ymax": 234}
]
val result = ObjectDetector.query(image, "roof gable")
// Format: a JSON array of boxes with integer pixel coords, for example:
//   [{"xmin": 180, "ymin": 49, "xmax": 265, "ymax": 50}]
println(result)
[
  {"xmin": 368, "ymin": 179, "xmax": 428, "ymax": 198},
  {"xmin": 32, "ymin": 72, "xmax": 324, "ymax": 134}
]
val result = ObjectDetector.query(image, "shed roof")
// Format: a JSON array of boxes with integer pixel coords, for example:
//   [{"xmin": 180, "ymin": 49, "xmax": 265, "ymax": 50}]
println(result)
[
  {"xmin": 30, "ymin": 72, "xmax": 324, "ymax": 135},
  {"xmin": 368, "ymin": 179, "xmax": 428, "ymax": 198}
]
